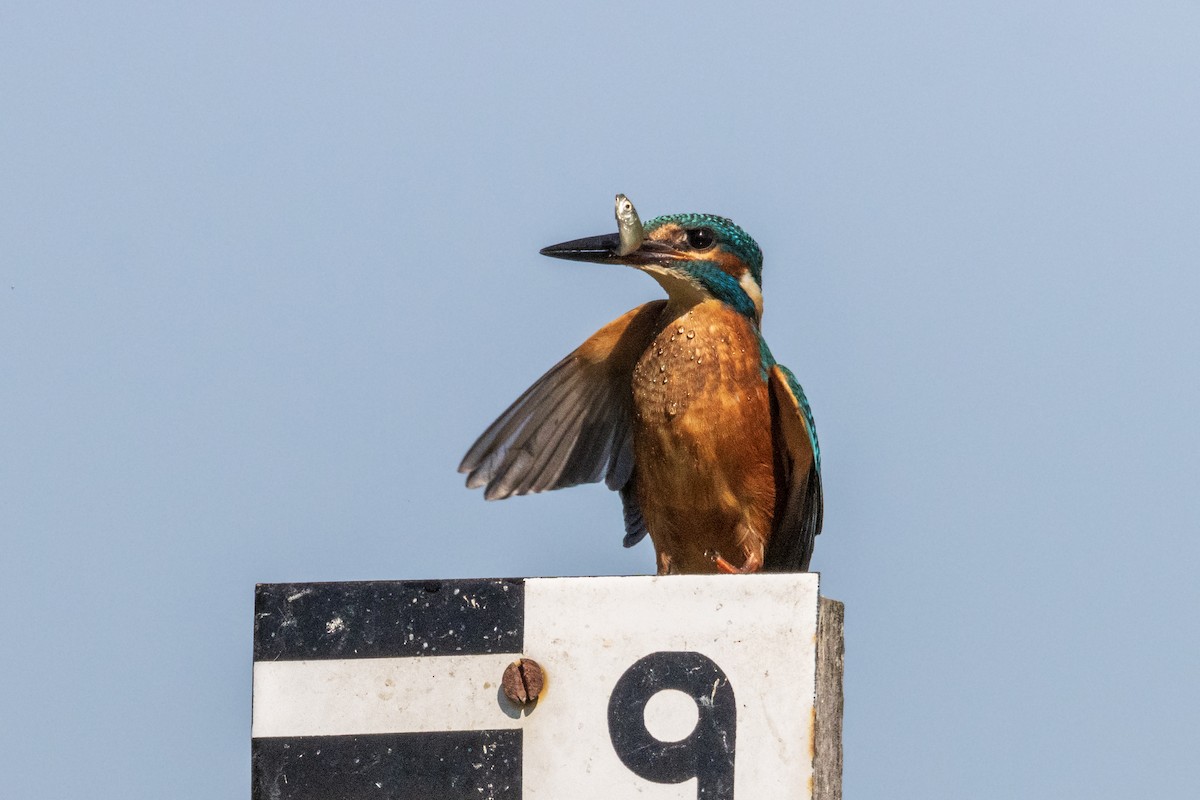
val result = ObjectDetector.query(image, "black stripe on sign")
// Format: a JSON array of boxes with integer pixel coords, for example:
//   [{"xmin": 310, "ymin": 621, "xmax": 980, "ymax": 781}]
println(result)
[
  {"xmin": 252, "ymin": 731, "xmax": 521, "ymax": 800},
  {"xmin": 254, "ymin": 579, "xmax": 524, "ymax": 661}
]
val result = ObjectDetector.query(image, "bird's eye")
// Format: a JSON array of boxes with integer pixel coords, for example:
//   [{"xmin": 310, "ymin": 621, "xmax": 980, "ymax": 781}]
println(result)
[{"xmin": 686, "ymin": 227, "xmax": 716, "ymax": 250}]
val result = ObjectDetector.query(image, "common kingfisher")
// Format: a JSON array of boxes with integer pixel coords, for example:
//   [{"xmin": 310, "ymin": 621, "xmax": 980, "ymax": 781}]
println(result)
[{"xmin": 459, "ymin": 196, "xmax": 823, "ymax": 574}]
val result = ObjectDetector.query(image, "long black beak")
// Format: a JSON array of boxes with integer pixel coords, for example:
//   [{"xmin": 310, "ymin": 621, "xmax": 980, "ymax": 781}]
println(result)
[
  {"xmin": 539, "ymin": 233, "xmax": 621, "ymax": 263},
  {"xmin": 539, "ymin": 233, "xmax": 673, "ymax": 265}
]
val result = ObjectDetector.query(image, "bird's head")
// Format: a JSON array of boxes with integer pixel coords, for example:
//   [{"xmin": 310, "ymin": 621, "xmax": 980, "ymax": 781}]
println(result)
[{"xmin": 540, "ymin": 204, "xmax": 765, "ymax": 322}]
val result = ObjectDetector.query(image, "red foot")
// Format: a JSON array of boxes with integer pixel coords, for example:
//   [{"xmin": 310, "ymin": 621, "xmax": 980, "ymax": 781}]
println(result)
[{"xmin": 709, "ymin": 550, "xmax": 762, "ymax": 574}]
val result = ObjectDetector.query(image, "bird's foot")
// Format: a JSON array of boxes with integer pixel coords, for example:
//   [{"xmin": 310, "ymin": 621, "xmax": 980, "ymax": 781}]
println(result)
[{"xmin": 708, "ymin": 550, "xmax": 762, "ymax": 574}]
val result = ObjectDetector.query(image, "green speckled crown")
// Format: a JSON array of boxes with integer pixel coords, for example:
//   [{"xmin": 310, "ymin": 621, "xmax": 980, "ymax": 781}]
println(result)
[{"xmin": 645, "ymin": 213, "xmax": 764, "ymax": 285}]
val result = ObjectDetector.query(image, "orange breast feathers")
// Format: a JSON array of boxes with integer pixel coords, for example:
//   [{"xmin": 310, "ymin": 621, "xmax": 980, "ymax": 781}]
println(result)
[{"xmin": 629, "ymin": 300, "xmax": 775, "ymax": 574}]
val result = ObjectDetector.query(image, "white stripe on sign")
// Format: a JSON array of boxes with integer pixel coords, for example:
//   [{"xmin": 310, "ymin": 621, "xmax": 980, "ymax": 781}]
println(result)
[{"xmin": 251, "ymin": 653, "xmax": 523, "ymax": 737}]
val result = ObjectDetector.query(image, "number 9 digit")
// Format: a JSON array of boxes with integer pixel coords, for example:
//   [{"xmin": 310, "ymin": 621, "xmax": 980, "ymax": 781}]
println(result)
[{"xmin": 607, "ymin": 651, "xmax": 736, "ymax": 799}]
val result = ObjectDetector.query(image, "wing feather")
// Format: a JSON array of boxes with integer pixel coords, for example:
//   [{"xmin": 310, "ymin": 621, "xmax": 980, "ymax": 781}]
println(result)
[
  {"xmin": 459, "ymin": 301, "xmax": 666, "ymax": 502},
  {"xmin": 511, "ymin": 391, "xmax": 597, "ymax": 496},
  {"xmin": 620, "ymin": 481, "xmax": 649, "ymax": 547},
  {"xmin": 762, "ymin": 364, "xmax": 824, "ymax": 572}
]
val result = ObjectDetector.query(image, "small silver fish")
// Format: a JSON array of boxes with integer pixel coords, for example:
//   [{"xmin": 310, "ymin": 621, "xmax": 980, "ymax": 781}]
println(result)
[{"xmin": 614, "ymin": 193, "xmax": 644, "ymax": 256}]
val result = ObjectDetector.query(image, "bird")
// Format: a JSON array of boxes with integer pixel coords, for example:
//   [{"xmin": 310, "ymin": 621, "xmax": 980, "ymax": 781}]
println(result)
[{"xmin": 458, "ymin": 196, "xmax": 823, "ymax": 574}]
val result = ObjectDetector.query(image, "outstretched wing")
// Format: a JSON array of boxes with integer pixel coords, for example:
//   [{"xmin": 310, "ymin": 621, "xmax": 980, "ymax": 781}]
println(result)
[
  {"xmin": 762, "ymin": 364, "xmax": 824, "ymax": 572},
  {"xmin": 459, "ymin": 301, "xmax": 666, "ymax": 505}
]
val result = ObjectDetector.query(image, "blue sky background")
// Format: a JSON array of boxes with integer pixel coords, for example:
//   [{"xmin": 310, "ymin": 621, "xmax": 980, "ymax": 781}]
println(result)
[{"xmin": 3, "ymin": 3, "xmax": 1198, "ymax": 797}]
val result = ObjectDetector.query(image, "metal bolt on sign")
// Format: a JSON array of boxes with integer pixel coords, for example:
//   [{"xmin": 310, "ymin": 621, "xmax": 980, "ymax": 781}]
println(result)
[{"xmin": 502, "ymin": 658, "xmax": 544, "ymax": 706}]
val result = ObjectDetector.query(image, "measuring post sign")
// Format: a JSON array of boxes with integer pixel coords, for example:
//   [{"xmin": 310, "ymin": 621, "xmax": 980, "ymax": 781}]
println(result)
[{"xmin": 252, "ymin": 574, "xmax": 822, "ymax": 799}]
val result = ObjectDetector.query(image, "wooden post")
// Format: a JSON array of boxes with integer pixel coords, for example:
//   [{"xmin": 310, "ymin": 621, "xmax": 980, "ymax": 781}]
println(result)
[{"xmin": 814, "ymin": 597, "xmax": 845, "ymax": 800}]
